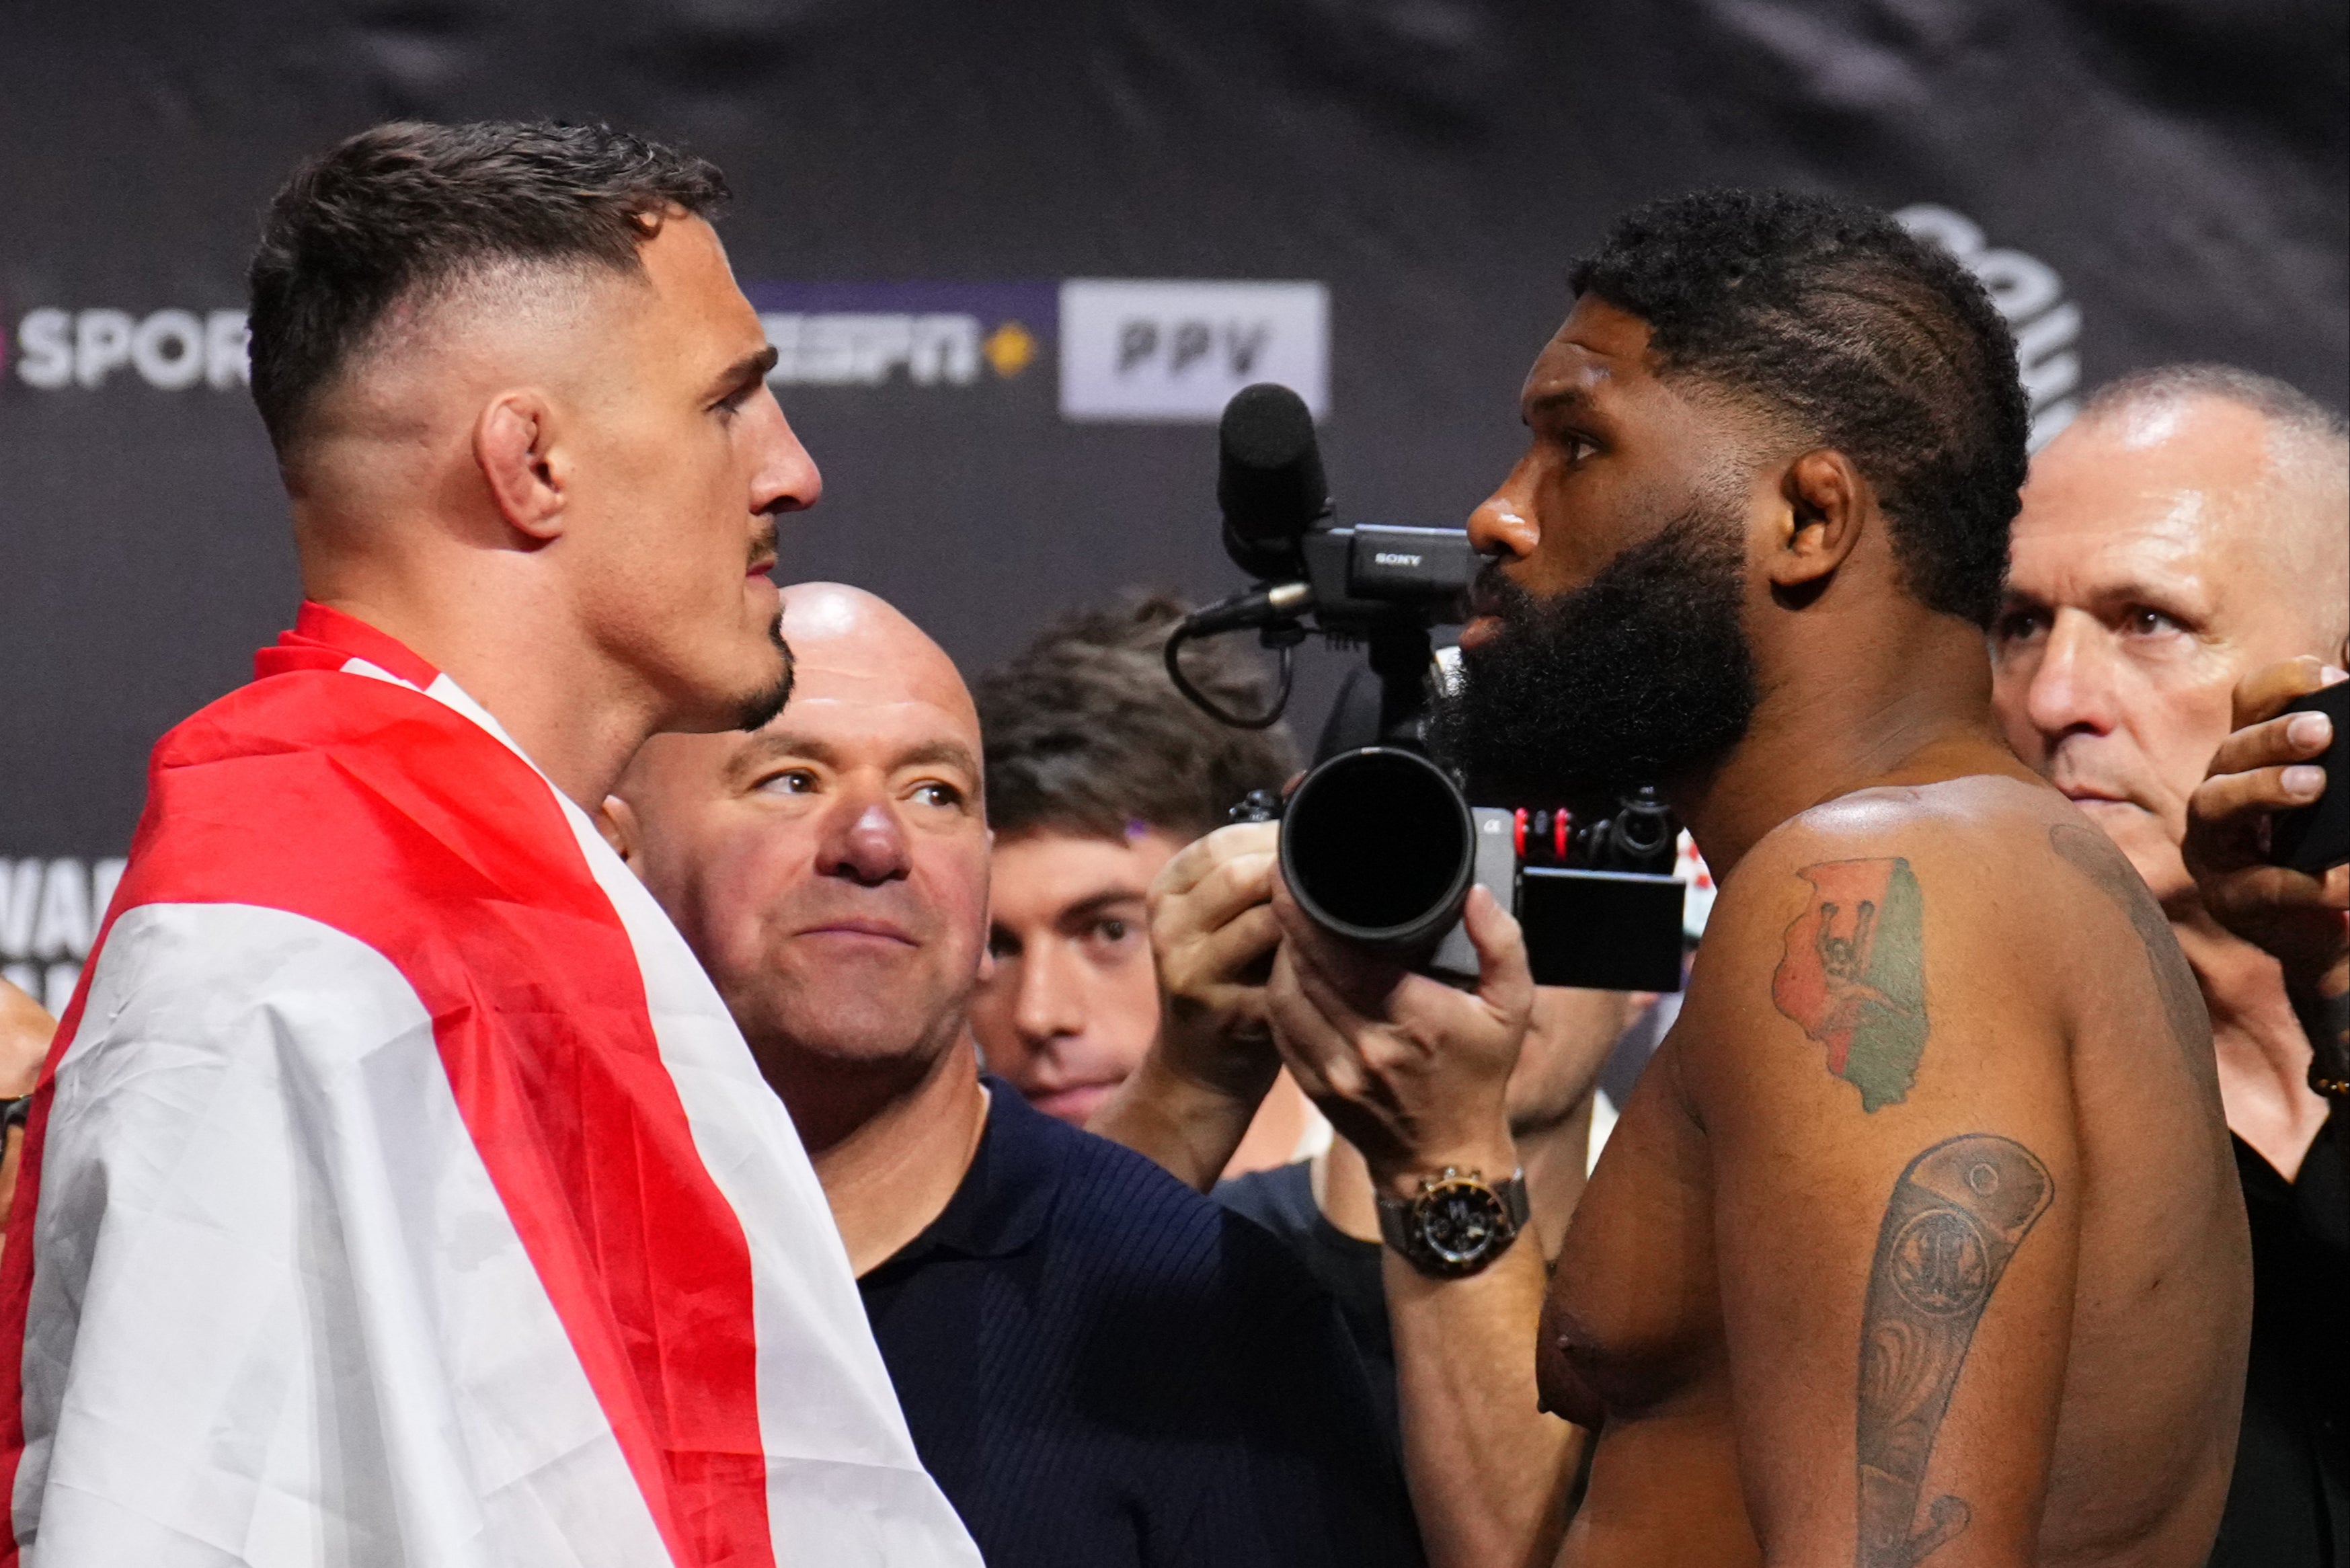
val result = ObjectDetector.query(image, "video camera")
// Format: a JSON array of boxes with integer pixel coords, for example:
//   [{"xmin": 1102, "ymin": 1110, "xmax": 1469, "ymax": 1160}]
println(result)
[{"xmin": 1168, "ymin": 383, "xmax": 1688, "ymax": 992}]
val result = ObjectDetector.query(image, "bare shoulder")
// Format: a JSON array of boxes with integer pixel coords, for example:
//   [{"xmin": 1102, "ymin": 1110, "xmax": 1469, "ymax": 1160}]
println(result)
[
  {"xmin": 1681, "ymin": 772, "xmax": 2211, "ymax": 1115},
  {"xmin": 1678, "ymin": 775, "xmax": 2107, "ymax": 1115}
]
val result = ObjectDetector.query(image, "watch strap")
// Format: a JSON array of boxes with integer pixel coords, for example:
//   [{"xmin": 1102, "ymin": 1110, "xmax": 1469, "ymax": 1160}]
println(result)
[{"xmin": 1375, "ymin": 1167, "xmax": 1528, "ymax": 1278}]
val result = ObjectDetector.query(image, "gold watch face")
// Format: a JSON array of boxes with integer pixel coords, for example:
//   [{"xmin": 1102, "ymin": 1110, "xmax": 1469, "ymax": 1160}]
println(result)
[{"xmin": 1417, "ymin": 1175, "xmax": 1510, "ymax": 1267}]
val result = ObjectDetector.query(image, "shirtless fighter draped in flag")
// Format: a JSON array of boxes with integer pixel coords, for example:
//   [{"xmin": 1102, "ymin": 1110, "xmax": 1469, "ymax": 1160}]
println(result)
[{"xmin": 0, "ymin": 122, "xmax": 980, "ymax": 1567}]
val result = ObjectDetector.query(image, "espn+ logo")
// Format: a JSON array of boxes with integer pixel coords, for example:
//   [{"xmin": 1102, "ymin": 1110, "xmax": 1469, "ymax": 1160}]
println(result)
[{"xmin": 8, "ymin": 307, "xmax": 249, "ymax": 391}]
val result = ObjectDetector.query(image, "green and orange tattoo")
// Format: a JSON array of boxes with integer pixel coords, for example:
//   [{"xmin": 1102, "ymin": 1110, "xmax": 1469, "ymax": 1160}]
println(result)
[{"xmin": 1773, "ymin": 858, "xmax": 1928, "ymax": 1111}]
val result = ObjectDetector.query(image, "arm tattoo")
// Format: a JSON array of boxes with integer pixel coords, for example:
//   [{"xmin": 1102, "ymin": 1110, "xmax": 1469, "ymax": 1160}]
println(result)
[
  {"xmin": 1855, "ymin": 1134, "xmax": 2053, "ymax": 1568},
  {"xmin": 1773, "ymin": 858, "xmax": 1928, "ymax": 1111},
  {"xmin": 2047, "ymin": 823, "xmax": 2209, "ymax": 1068}
]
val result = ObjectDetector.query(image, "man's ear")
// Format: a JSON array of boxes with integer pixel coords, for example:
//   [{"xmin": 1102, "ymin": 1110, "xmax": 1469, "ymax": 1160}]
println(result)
[
  {"xmin": 1769, "ymin": 448, "xmax": 1871, "ymax": 604},
  {"xmin": 473, "ymin": 391, "xmax": 567, "ymax": 543},
  {"xmin": 596, "ymin": 792, "xmax": 642, "ymax": 870}
]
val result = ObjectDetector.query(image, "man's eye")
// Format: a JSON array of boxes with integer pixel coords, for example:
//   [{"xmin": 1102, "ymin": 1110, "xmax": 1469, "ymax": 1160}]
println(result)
[
  {"xmin": 1563, "ymin": 434, "xmax": 1599, "ymax": 466},
  {"xmin": 1087, "ymin": 917, "xmax": 1145, "ymax": 953},
  {"xmin": 2126, "ymin": 608, "xmax": 2183, "ymax": 637},
  {"xmin": 912, "ymin": 783, "xmax": 964, "ymax": 809},
  {"xmin": 987, "ymin": 930, "xmax": 1020, "ymax": 961},
  {"xmin": 758, "ymin": 769, "xmax": 818, "ymax": 795},
  {"xmin": 1993, "ymin": 610, "xmax": 2046, "ymax": 644}
]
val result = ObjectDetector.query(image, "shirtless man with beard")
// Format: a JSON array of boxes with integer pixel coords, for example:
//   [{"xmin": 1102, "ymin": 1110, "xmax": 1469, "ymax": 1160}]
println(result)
[{"xmin": 1259, "ymin": 192, "xmax": 2251, "ymax": 1567}]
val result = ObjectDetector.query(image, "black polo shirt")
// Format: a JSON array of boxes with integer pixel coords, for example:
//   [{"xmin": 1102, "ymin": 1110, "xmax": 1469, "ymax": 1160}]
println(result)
[{"xmin": 858, "ymin": 1078, "xmax": 1424, "ymax": 1568}]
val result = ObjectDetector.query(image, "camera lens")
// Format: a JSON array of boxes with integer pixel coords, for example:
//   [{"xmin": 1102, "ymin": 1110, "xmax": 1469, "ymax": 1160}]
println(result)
[{"xmin": 1282, "ymin": 747, "xmax": 1477, "ymax": 949}]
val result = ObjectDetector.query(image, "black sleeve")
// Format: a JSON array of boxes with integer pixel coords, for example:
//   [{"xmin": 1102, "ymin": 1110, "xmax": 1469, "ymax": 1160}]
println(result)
[{"xmin": 1171, "ymin": 1210, "xmax": 1427, "ymax": 1568}]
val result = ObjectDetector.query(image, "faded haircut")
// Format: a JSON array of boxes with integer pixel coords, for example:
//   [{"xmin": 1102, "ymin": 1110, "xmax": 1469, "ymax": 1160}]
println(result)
[
  {"xmin": 247, "ymin": 120, "xmax": 728, "ymax": 452},
  {"xmin": 1572, "ymin": 190, "xmax": 2030, "ymax": 628},
  {"xmin": 976, "ymin": 594, "xmax": 1300, "ymax": 845}
]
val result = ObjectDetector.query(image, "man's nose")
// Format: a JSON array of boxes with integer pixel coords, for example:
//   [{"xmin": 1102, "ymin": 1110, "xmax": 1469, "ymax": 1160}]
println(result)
[
  {"xmin": 1467, "ymin": 453, "xmax": 1540, "ymax": 563},
  {"xmin": 1011, "ymin": 939, "xmax": 1085, "ymax": 1046},
  {"xmin": 816, "ymin": 799, "xmax": 910, "ymax": 887},
  {"xmin": 2023, "ymin": 611, "xmax": 2120, "ymax": 741},
  {"xmin": 751, "ymin": 393, "xmax": 823, "ymax": 517}
]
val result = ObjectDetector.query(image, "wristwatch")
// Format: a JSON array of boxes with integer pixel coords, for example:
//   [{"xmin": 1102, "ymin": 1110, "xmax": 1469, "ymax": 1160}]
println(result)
[{"xmin": 1375, "ymin": 1166, "xmax": 1530, "ymax": 1278}]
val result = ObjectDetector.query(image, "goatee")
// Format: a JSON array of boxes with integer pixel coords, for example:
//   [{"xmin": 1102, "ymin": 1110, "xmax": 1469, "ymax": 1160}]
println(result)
[
  {"xmin": 1434, "ymin": 509, "xmax": 1758, "ymax": 803},
  {"xmin": 736, "ymin": 619, "xmax": 796, "ymax": 732}
]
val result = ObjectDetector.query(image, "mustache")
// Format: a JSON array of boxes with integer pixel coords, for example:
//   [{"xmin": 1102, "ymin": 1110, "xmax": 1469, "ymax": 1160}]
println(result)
[
  {"xmin": 1468, "ymin": 559, "xmax": 1534, "ymax": 623},
  {"xmin": 750, "ymin": 517, "xmax": 779, "ymax": 569}
]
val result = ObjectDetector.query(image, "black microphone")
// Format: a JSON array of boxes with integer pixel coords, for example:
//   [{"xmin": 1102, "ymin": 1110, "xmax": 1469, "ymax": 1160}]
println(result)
[{"xmin": 1217, "ymin": 383, "xmax": 1329, "ymax": 581}]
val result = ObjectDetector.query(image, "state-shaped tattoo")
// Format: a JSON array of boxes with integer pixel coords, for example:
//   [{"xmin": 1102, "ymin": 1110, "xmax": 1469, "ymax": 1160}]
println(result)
[
  {"xmin": 1855, "ymin": 1134, "xmax": 2053, "ymax": 1568},
  {"xmin": 1773, "ymin": 857, "xmax": 1928, "ymax": 1111}
]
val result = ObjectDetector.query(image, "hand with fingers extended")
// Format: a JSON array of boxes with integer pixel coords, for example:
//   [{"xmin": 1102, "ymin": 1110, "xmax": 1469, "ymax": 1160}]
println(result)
[
  {"xmin": 2184, "ymin": 656, "xmax": 2350, "ymax": 997},
  {"xmin": 1265, "ymin": 871, "xmax": 1534, "ymax": 1193}
]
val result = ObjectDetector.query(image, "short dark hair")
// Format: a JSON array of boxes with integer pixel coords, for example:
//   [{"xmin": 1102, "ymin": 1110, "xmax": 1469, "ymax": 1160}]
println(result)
[
  {"xmin": 247, "ymin": 120, "xmax": 729, "ymax": 450},
  {"xmin": 976, "ymin": 594, "xmax": 1300, "ymax": 845},
  {"xmin": 1571, "ymin": 190, "xmax": 2029, "ymax": 628}
]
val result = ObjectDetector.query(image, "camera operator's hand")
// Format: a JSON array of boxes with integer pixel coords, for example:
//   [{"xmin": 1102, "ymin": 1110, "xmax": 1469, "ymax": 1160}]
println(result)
[
  {"xmin": 1265, "ymin": 874, "xmax": 1534, "ymax": 1193},
  {"xmin": 2184, "ymin": 656, "xmax": 2349, "ymax": 996},
  {"xmin": 1150, "ymin": 822, "xmax": 1284, "ymax": 1101},
  {"xmin": 1088, "ymin": 822, "xmax": 1287, "ymax": 1189}
]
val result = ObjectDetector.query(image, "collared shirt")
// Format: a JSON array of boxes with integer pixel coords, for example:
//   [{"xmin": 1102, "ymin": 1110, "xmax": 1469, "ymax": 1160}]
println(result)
[{"xmin": 859, "ymin": 1079, "xmax": 1425, "ymax": 1567}]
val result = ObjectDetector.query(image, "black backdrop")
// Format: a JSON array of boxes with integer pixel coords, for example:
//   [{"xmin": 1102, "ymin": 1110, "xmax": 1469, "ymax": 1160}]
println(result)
[{"xmin": 3, "ymin": 0, "xmax": 2345, "ymax": 1004}]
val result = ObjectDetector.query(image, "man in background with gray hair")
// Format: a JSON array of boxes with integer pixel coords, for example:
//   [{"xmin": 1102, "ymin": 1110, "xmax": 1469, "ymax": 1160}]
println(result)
[{"xmin": 1991, "ymin": 364, "xmax": 2350, "ymax": 1567}]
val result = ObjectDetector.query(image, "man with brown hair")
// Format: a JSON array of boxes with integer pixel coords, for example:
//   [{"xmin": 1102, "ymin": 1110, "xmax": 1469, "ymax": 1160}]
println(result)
[
  {"xmin": 970, "ymin": 594, "xmax": 1317, "ymax": 1170},
  {"xmin": 0, "ymin": 122, "xmax": 976, "ymax": 1565}
]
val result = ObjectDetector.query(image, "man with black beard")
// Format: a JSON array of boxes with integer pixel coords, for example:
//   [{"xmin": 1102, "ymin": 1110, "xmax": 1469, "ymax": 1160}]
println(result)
[{"xmin": 1262, "ymin": 191, "xmax": 2252, "ymax": 1567}]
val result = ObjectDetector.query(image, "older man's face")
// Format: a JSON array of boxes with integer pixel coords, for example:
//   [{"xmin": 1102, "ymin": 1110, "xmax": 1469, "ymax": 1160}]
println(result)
[
  {"xmin": 615, "ymin": 594, "xmax": 991, "ymax": 1073},
  {"xmin": 1991, "ymin": 397, "xmax": 2315, "ymax": 902}
]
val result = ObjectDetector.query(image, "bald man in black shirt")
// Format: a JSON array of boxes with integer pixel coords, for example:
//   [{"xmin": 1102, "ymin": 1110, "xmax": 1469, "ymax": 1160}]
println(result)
[{"xmin": 602, "ymin": 582, "xmax": 1421, "ymax": 1568}]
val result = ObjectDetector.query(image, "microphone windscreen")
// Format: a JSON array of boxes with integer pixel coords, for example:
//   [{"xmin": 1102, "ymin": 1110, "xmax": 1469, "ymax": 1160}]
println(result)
[{"xmin": 1217, "ymin": 383, "xmax": 1327, "ymax": 578}]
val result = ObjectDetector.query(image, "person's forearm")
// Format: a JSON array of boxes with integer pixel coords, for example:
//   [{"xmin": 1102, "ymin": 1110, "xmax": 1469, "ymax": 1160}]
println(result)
[
  {"xmin": 1386, "ymin": 1241, "xmax": 1583, "ymax": 1568},
  {"xmin": 1088, "ymin": 1046, "xmax": 1273, "ymax": 1192}
]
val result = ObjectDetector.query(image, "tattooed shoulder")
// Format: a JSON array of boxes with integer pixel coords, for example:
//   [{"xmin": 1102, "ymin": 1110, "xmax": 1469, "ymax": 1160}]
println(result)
[
  {"xmin": 2046, "ymin": 822, "xmax": 2209, "ymax": 1066},
  {"xmin": 1772, "ymin": 857, "xmax": 1929, "ymax": 1111}
]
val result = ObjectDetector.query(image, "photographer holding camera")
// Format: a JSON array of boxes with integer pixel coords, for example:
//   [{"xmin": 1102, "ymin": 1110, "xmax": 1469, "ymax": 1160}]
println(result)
[{"xmin": 1097, "ymin": 819, "xmax": 1633, "ymax": 1567}]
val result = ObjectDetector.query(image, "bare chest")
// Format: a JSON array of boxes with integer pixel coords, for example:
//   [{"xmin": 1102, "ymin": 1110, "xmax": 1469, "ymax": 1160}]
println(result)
[{"xmin": 1541, "ymin": 1056, "xmax": 1727, "ymax": 1427}]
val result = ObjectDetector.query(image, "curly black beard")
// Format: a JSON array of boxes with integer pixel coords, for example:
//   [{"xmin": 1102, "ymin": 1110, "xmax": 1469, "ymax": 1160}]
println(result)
[
  {"xmin": 1433, "ymin": 508, "xmax": 1759, "ymax": 804},
  {"xmin": 736, "ymin": 619, "xmax": 796, "ymax": 732}
]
